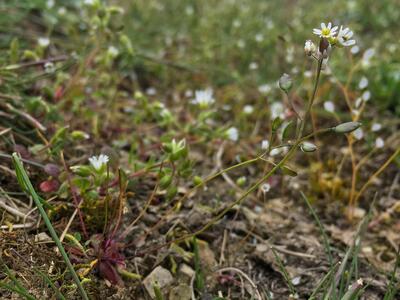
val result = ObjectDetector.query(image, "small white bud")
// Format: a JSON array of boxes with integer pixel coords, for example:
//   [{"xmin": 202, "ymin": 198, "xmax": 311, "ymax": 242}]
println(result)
[
  {"xmin": 371, "ymin": 123, "xmax": 382, "ymax": 132},
  {"xmin": 352, "ymin": 128, "xmax": 364, "ymax": 140},
  {"xmin": 324, "ymin": 101, "xmax": 335, "ymax": 113},
  {"xmin": 300, "ymin": 141, "xmax": 317, "ymax": 152},
  {"xmin": 226, "ymin": 127, "xmax": 239, "ymax": 142},
  {"xmin": 375, "ymin": 137, "xmax": 384, "ymax": 148},
  {"xmin": 358, "ymin": 77, "xmax": 369, "ymax": 89},
  {"xmin": 362, "ymin": 90, "xmax": 371, "ymax": 101},
  {"xmin": 304, "ymin": 40, "xmax": 316, "ymax": 56},
  {"xmin": 261, "ymin": 140, "xmax": 270, "ymax": 150},
  {"xmin": 278, "ymin": 73, "xmax": 292, "ymax": 93},
  {"xmin": 334, "ymin": 122, "xmax": 362, "ymax": 134}
]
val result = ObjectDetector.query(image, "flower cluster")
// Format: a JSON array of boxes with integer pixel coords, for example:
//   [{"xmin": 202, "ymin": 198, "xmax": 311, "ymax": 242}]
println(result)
[{"xmin": 305, "ymin": 22, "xmax": 355, "ymax": 59}]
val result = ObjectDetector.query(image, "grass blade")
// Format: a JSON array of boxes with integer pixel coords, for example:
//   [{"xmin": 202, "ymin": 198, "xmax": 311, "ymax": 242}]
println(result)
[
  {"xmin": 193, "ymin": 236, "xmax": 205, "ymax": 292},
  {"xmin": 271, "ymin": 247, "xmax": 297, "ymax": 297},
  {"xmin": 301, "ymin": 191, "xmax": 333, "ymax": 266},
  {"xmin": 383, "ymin": 246, "xmax": 400, "ymax": 300},
  {"xmin": 11, "ymin": 153, "xmax": 89, "ymax": 300}
]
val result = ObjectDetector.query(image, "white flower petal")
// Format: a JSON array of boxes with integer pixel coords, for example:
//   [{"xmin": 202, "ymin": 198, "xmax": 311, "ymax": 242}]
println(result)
[
  {"xmin": 358, "ymin": 77, "xmax": 369, "ymax": 89},
  {"xmin": 352, "ymin": 128, "xmax": 364, "ymax": 140},
  {"xmin": 324, "ymin": 101, "xmax": 335, "ymax": 113},
  {"xmin": 375, "ymin": 137, "xmax": 384, "ymax": 148},
  {"xmin": 226, "ymin": 127, "xmax": 239, "ymax": 142},
  {"xmin": 371, "ymin": 123, "xmax": 382, "ymax": 132}
]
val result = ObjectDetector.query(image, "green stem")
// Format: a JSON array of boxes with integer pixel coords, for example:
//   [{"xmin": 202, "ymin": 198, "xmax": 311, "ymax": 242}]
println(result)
[{"xmin": 298, "ymin": 58, "xmax": 323, "ymax": 139}]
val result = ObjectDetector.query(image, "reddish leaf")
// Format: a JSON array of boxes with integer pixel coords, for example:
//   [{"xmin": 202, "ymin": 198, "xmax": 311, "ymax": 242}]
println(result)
[
  {"xmin": 98, "ymin": 260, "xmax": 124, "ymax": 286},
  {"xmin": 54, "ymin": 86, "xmax": 64, "ymax": 101},
  {"xmin": 39, "ymin": 179, "xmax": 59, "ymax": 193}
]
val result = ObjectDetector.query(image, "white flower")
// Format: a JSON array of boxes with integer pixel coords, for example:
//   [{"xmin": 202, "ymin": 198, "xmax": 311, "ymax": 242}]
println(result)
[
  {"xmin": 304, "ymin": 70, "xmax": 313, "ymax": 78},
  {"xmin": 38, "ymin": 37, "xmax": 50, "ymax": 48},
  {"xmin": 192, "ymin": 88, "xmax": 215, "ymax": 107},
  {"xmin": 255, "ymin": 33, "xmax": 264, "ymax": 42},
  {"xmin": 261, "ymin": 140, "xmax": 270, "ymax": 150},
  {"xmin": 351, "ymin": 45, "xmax": 360, "ymax": 54},
  {"xmin": 184, "ymin": 89, "xmax": 193, "ymax": 98},
  {"xmin": 358, "ymin": 77, "xmax": 368, "ymax": 89},
  {"xmin": 107, "ymin": 46, "xmax": 119, "ymax": 57},
  {"xmin": 269, "ymin": 148, "xmax": 281, "ymax": 157},
  {"xmin": 243, "ymin": 105, "xmax": 254, "ymax": 114},
  {"xmin": 355, "ymin": 97, "xmax": 363, "ymax": 108},
  {"xmin": 362, "ymin": 48, "xmax": 375, "ymax": 67},
  {"xmin": 58, "ymin": 7, "xmax": 66, "ymax": 15},
  {"xmin": 363, "ymin": 48, "xmax": 375, "ymax": 61},
  {"xmin": 237, "ymin": 40, "xmax": 245, "ymax": 48},
  {"xmin": 233, "ymin": 19, "xmax": 241, "ymax": 28},
  {"xmin": 89, "ymin": 154, "xmax": 109, "ymax": 170},
  {"xmin": 324, "ymin": 101, "xmax": 335, "ymax": 113},
  {"xmin": 44, "ymin": 62, "xmax": 55, "ymax": 73},
  {"xmin": 185, "ymin": 6, "xmax": 194, "ymax": 15},
  {"xmin": 313, "ymin": 22, "xmax": 338, "ymax": 38},
  {"xmin": 371, "ymin": 123, "xmax": 382, "ymax": 132},
  {"xmin": 270, "ymin": 102, "xmax": 285, "ymax": 119},
  {"xmin": 258, "ymin": 84, "xmax": 271, "ymax": 94},
  {"xmin": 249, "ymin": 62, "xmax": 258, "ymax": 70},
  {"xmin": 352, "ymin": 128, "xmax": 364, "ymax": 140},
  {"xmin": 46, "ymin": 0, "xmax": 55, "ymax": 8},
  {"xmin": 84, "ymin": 0, "xmax": 96, "ymax": 5},
  {"xmin": 336, "ymin": 26, "xmax": 355, "ymax": 47},
  {"xmin": 160, "ymin": 108, "xmax": 172, "ymax": 118},
  {"xmin": 304, "ymin": 40, "xmax": 316, "ymax": 56},
  {"xmin": 375, "ymin": 137, "xmax": 384, "ymax": 149},
  {"xmin": 261, "ymin": 183, "xmax": 271, "ymax": 193},
  {"xmin": 226, "ymin": 127, "xmax": 239, "ymax": 142},
  {"xmin": 265, "ymin": 19, "xmax": 274, "ymax": 29},
  {"xmin": 146, "ymin": 87, "xmax": 157, "ymax": 96},
  {"xmin": 362, "ymin": 90, "xmax": 371, "ymax": 101}
]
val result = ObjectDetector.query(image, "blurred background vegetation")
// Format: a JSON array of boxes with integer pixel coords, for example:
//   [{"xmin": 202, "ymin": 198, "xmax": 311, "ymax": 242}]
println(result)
[{"xmin": 1, "ymin": 0, "xmax": 399, "ymax": 115}]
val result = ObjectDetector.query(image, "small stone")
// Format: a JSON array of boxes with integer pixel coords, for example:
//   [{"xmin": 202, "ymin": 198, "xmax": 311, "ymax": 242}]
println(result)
[
  {"xmin": 34, "ymin": 232, "xmax": 52, "ymax": 243},
  {"xmin": 143, "ymin": 266, "xmax": 174, "ymax": 299},
  {"xmin": 291, "ymin": 276, "xmax": 301, "ymax": 286},
  {"xmin": 344, "ymin": 206, "xmax": 366, "ymax": 219},
  {"xmin": 256, "ymin": 244, "xmax": 269, "ymax": 252},
  {"xmin": 169, "ymin": 284, "xmax": 191, "ymax": 300},
  {"xmin": 178, "ymin": 263, "xmax": 195, "ymax": 279}
]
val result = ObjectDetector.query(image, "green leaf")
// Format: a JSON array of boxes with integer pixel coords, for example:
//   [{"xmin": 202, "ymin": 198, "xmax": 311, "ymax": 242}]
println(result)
[
  {"xmin": 281, "ymin": 120, "xmax": 294, "ymax": 140},
  {"xmin": 280, "ymin": 165, "xmax": 298, "ymax": 177}
]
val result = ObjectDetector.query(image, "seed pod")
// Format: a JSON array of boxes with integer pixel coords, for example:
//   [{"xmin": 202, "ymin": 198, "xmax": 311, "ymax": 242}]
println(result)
[
  {"xmin": 71, "ymin": 130, "xmax": 89, "ymax": 140},
  {"xmin": 193, "ymin": 176, "xmax": 203, "ymax": 186},
  {"xmin": 44, "ymin": 163, "xmax": 61, "ymax": 177},
  {"xmin": 334, "ymin": 122, "xmax": 362, "ymax": 133},
  {"xmin": 300, "ymin": 141, "xmax": 317, "ymax": 152},
  {"xmin": 71, "ymin": 165, "xmax": 92, "ymax": 177},
  {"xmin": 236, "ymin": 176, "xmax": 247, "ymax": 187},
  {"xmin": 166, "ymin": 186, "xmax": 178, "ymax": 201},
  {"xmin": 319, "ymin": 38, "xmax": 330, "ymax": 58},
  {"xmin": 159, "ymin": 174, "xmax": 173, "ymax": 189},
  {"xmin": 278, "ymin": 73, "xmax": 292, "ymax": 93}
]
